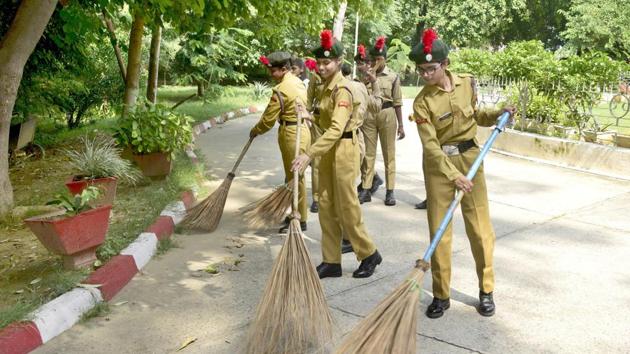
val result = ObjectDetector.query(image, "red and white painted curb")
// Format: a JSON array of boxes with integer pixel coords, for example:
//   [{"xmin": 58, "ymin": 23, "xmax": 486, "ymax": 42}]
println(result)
[
  {"xmin": 0, "ymin": 191, "xmax": 194, "ymax": 354},
  {"xmin": 0, "ymin": 105, "xmax": 260, "ymax": 354}
]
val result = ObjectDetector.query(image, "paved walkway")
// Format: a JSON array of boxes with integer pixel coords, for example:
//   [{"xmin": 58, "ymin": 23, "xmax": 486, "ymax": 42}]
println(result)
[{"xmin": 36, "ymin": 101, "xmax": 630, "ymax": 353}]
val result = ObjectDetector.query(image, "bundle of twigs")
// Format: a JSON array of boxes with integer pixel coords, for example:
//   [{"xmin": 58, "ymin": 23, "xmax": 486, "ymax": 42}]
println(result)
[
  {"xmin": 244, "ymin": 99, "xmax": 332, "ymax": 354},
  {"xmin": 334, "ymin": 261, "xmax": 429, "ymax": 354},
  {"xmin": 180, "ymin": 137, "xmax": 253, "ymax": 232},
  {"xmin": 240, "ymin": 180, "xmax": 293, "ymax": 228}
]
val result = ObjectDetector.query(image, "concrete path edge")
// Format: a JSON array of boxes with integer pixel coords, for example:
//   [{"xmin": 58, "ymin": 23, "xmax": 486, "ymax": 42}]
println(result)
[{"xmin": 0, "ymin": 105, "xmax": 259, "ymax": 354}]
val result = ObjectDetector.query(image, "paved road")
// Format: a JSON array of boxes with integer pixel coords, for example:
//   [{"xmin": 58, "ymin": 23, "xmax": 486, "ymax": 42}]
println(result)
[{"xmin": 37, "ymin": 100, "xmax": 630, "ymax": 353}]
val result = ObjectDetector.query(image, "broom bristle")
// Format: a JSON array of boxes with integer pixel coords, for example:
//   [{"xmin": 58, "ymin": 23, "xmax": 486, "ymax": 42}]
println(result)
[
  {"xmin": 241, "ymin": 181, "xmax": 294, "ymax": 228},
  {"xmin": 335, "ymin": 261, "xmax": 430, "ymax": 354},
  {"xmin": 180, "ymin": 174, "xmax": 234, "ymax": 232},
  {"xmin": 244, "ymin": 218, "xmax": 333, "ymax": 354}
]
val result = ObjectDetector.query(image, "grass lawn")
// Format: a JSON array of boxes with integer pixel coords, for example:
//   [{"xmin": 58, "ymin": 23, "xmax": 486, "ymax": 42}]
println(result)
[
  {"xmin": 0, "ymin": 84, "xmax": 257, "ymax": 330},
  {"xmin": 158, "ymin": 85, "xmax": 266, "ymax": 123}
]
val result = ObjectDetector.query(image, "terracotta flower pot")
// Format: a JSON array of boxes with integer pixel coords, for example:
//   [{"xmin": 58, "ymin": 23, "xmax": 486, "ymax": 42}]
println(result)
[
  {"xmin": 24, "ymin": 205, "xmax": 112, "ymax": 269},
  {"xmin": 132, "ymin": 152, "xmax": 172, "ymax": 179},
  {"xmin": 65, "ymin": 176, "xmax": 117, "ymax": 207},
  {"xmin": 615, "ymin": 134, "xmax": 630, "ymax": 148}
]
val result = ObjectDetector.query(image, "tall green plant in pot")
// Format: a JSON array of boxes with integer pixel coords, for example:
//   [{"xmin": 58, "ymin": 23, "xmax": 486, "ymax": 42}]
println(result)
[
  {"xmin": 64, "ymin": 136, "xmax": 141, "ymax": 206},
  {"xmin": 115, "ymin": 103, "xmax": 193, "ymax": 178}
]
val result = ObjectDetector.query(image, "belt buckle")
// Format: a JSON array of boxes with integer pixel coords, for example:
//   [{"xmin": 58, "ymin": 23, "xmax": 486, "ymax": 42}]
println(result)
[{"xmin": 442, "ymin": 145, "xmax": 459, "ymax": 156}]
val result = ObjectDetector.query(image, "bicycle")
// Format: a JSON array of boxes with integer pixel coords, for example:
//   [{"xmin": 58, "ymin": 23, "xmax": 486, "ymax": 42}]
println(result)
[{"xmin": 609, "ymin": 79, "xmax": 630, "ymax": 122}]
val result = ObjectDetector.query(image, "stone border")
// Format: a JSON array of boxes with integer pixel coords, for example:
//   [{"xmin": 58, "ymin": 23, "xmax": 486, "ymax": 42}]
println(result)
[
  {"xmin": 0, "ymin": 105, "xmax": 259, "ymax": 354},
  {"xmin": 477, "ymin": 127, "xmax": 630, "ymax": 181}
]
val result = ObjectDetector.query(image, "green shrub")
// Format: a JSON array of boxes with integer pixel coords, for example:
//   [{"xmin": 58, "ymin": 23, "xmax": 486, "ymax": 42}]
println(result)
[{"xmin": 115, "ymin": 103, "xmax": 193, "ymax": 154}]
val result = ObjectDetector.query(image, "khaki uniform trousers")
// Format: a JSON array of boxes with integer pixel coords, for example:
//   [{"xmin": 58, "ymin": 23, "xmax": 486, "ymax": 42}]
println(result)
[
  {"xmin": 278, "ymin": 124, "xmax": 311, "ymax": 222},
  {"xmin": 362, "ymin": 107, "xmax": 397, "ymax": 190},
  {"xmin": 424, "ymin": 146, "xmax": 495, "ymax": 300},
  {"xmin": 310, "ymin": 122, "xmax": 322, "ymax": 203},
  {"xmin": 320, "ymin": 136, "xmax": 376, "ymax": 264}
]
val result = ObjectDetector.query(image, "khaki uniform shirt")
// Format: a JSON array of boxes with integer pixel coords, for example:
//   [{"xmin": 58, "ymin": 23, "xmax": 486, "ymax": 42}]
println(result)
[
  {"xmin": 306, "ymin": 71, "xmax": 355, "ymax": 158},
  {"xmin": 412, "ymin": 71, "xmax": 502, "ymax": 181},
  {"xmin": 252, "ymin": 72, "xmax": 307, "ymax": 135},
  {"xmin": 376, "ymin": 66, "xmax": 403, "ymax": 107}
]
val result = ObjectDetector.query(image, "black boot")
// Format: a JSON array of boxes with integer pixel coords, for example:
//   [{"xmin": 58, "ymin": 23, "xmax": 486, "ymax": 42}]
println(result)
[
  {"xmin": 358, "ymin": 189, "xmax": 371, "ymax": 204},
  {"xmin": 310, "ymin": 201, "xmax": 319, "ymax": 213},
  {"xmin": 478, "ymin": 291, "xmax": 495, "ymax": 317},
  {"xmin": 426, "ymin": 297, "xmax": 450, "ymax": 319},
  {"xmin": 356, "ymin": 183, "xmax": 363, "ymax": 194},
  {"xmin": 370, "ymin": 174, "xmax": 383, "ymax": 194},
  {"xmin": 384, "ymin": 189, "xmax": 396, "ymax": 206},
  {"xmin": 352, "ymin": 250, "xmax": 382, "ymax": 278},
  {"xmin": 279, "ymin": 220, "xmax": 307, "ymax": 233},
  {"xmin": 316, "ymin": 263, "xmax": 342, "ymax": 279},
  {"xmin": 415, "ymin": 199, "xmax": 427, "ymax": 210},
  {"xmin": 341, "ymin": 239, "xmax": 354, "ymax": 254}
]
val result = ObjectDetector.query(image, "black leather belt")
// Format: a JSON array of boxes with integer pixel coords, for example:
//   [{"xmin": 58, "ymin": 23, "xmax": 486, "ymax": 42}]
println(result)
[
  {"xmin": 279, "ymin": 120, "xmax": 297, "ymax": 126},
  {"xmin": 441, "ymin": 139, "xmax": 476, "ymax": 156},
  {"xmin": 382, "ymin": 101, "xmax": 394, "ymax": 109},
  {"xmin": 341, "ymin": 131, "xmax": 354, "ymax": 139}
]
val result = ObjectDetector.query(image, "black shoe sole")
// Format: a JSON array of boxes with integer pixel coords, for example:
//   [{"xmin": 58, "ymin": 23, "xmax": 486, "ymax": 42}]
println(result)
[
  {"xmin": 318, "ymin": 271, "xmax": 342, "ymax": 279},
  {"xmin": 385, "ymin": 200, "xmax": 396, "ymax": 206},
  {"xmin": 477, "ymin": 307, "xmax": 495, "ymax": 317},
  {"xmin": 426, "ymin": 302, "xmax": 450, "ymax": 319},
  {"xmin": 352, "ymin": 253, "xmax": 382, "ymax": 278}
]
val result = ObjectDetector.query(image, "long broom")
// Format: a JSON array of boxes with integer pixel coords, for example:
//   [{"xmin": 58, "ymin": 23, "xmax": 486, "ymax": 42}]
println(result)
[
  {"xmin": 335, "ymin": 112, "xmax": 513, "ymax": 354},
  {"xmin": 180, "ymin": 137, "xmax": 254, "ymax": 232},
  {"xmin": 244, "ymin": 100, "xmax": 333, "ymax": 354},
  {"xmin": 240, "ymin": 178, "xmax": 294, "ymax": 229}
]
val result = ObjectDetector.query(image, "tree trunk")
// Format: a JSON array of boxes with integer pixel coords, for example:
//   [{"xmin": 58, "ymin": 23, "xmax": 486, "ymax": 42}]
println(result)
[
  {"xmin": 0, "ymin": 0, "xmax": 58, "ymax": 216},
  {"xmin": 146, "ymin": 26, "xmax": 161, "ymax": 104},
  {"xmin": 102, "ymin": 9, "xmax": 126, "ymax": 83},
  {"xmin": 122, "ymin": 12, "xmax": 145, "ymax": 118},
  {"xmin": 196, "ymin": 80, "xmax": 204, "ymax": 97},
  {"xmin": 332, "ymin": 2, "xmax": 347, "ymax": 41}
]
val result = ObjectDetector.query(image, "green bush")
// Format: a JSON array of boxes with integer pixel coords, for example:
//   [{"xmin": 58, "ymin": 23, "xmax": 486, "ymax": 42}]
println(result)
[
  {"xmin": 450, "ymin": 48, "xmax": 495, "ymax": 77},
  {"xmin": 115, "ymin": 103, "xmax": 193, "ymax": 154}
]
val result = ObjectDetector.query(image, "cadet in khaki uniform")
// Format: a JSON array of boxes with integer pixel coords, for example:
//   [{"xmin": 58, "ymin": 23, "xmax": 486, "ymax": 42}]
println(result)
[
  {"xmin": 354, "ymin": 45, "xmax": 385, "ymax": 200},
  {"xmin": 250, "ymin": 52, "xmax": 310, "ymax": 233},
  {"xmin": 305, "ymin": 59, "xmax": 324, "ymax": 213},
  {"xmin": 408, "ymin": 29, "xmax": 515, "ymax": 318},
  {"xmin": 360, "ymin": 36, "xmax": 405, "ymax": 206},
  {"xmin": 339, "ymin": 62, "xmax": 383, "ymax": 255},
  {"xmin": 292, "ymin": 30, "xmax": 382, "ymax": 279}
]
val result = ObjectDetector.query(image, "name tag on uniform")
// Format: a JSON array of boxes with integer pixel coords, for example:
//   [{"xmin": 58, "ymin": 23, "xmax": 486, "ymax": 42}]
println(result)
[{"xmin": 437, "ymin": 112, "xmax": 452, "ymax": 121}]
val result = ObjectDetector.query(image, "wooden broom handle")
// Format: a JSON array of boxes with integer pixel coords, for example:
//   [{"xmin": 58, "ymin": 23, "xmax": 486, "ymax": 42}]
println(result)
[
  {"xmin": 292, "ymin": 99, "xmax": 303, "ymax": 214},
  {"xmin": 230, "ymin": 137, "xmax": 254, "ymax": 175}
]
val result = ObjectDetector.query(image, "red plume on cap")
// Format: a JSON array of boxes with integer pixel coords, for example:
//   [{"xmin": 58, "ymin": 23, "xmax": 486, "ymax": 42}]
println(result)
[
  {"xmin": 375, "ymin": 36, "xmax": 386, "ymax": 51},
  {"xmin": 259, "ymin": 55, "xmax": 270, "ymax": 66},
  {"xmin": 320, "ymin": 29, "xmax": 333, "ymax": 50},
  {"xmin": 305, "ymin": 58, "xmax": 317, "ymax": 72},
  {"xmin": 358, "ymin": 44, "xmax": 366, "ymax": 59},
  {"xmin": 422, "ymin": 28, "xmax": 438, "ymax": 54}
]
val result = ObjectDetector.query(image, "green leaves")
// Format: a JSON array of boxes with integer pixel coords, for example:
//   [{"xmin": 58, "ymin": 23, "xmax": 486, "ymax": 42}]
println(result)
[
  {"xmin": 115, "ymin": 102, "xmax": 194, "ymax": 154},
  {"xmin": 47, "ymin": 186, "xmax": 101, "ymax": 216}
]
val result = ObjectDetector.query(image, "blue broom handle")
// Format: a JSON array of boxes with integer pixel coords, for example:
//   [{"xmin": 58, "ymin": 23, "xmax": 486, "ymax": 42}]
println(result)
[{"xmin": 421, "ymin": 112, "xmax": 511, "ymax": 262}]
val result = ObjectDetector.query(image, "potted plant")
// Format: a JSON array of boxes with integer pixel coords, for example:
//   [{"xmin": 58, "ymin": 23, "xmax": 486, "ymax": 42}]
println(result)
[
  {"xmin": 64, "ymin": 135, "xmax": 141, "ymax": 206},
  {"xmin": 115, "ymin": 103, "xmax": 193, "ymax": 178},
  {"xmin": 24, "ymin": 187, "xmax": 111, "ymax": 270},
  {"xmin": 615, "ymin": 134, "xmax": 630, "ymax": 148}
]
